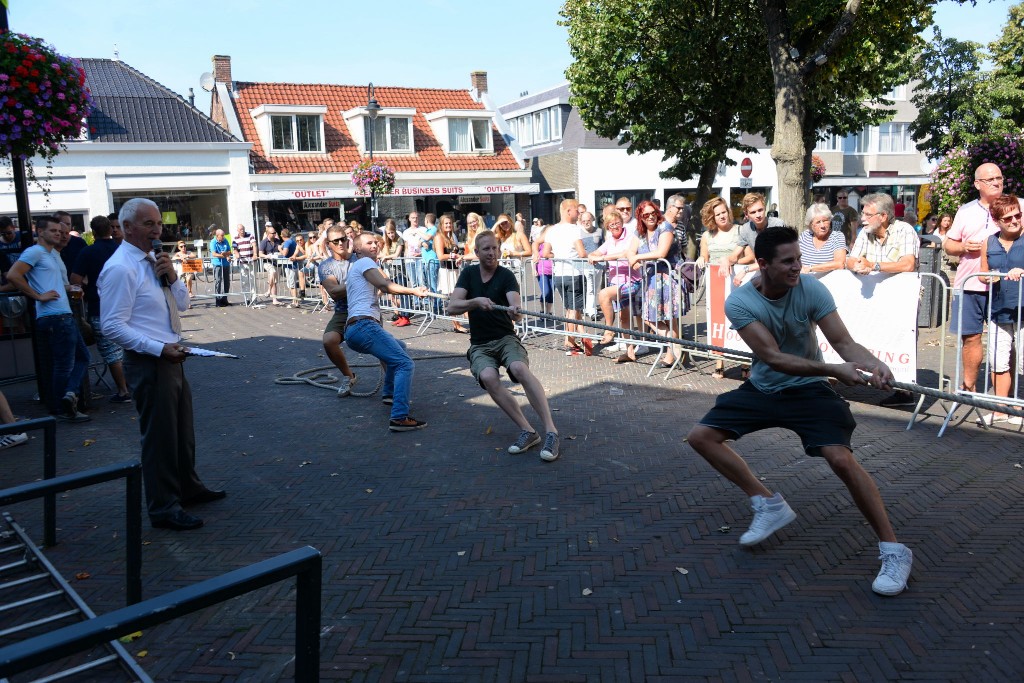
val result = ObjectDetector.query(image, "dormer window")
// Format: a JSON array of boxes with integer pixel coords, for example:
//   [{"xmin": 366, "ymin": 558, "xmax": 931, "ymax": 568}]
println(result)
[
  {"xmin": 271, "ymin": 114, "xmax": 322, "ymax": 152},
  {"xmin": 366, "ymin": 116, "xmax": 411, "ymax": 152},
  {"xmin": 250, "ymin": 104, "xmax": 328, "ymax": 156},
  {"xmin": 424, "ymin": 109, "xmax": 495, "ymax": 155},
  {"xmin": 342, "ymin": 106, "xmax": 416, "ymax": 155},
  {"xmin": 450, "ymin": 119, "xmax": 492, "ymax": 153}
]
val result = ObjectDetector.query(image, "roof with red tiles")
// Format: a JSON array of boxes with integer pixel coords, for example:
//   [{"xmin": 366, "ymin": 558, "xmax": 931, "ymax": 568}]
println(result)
[{"xmin": 229, "ymin": 82, "xmax": 521, "ymax": 175}]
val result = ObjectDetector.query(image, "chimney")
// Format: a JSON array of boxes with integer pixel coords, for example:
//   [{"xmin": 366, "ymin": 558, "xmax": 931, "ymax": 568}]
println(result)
[
  {"xmin": 213, "ymin": 55, "xmax": 232, "ymax": 84},
  {"xmin": 470, "ymin": 71, "xmax": 488, "ymax": 96}
]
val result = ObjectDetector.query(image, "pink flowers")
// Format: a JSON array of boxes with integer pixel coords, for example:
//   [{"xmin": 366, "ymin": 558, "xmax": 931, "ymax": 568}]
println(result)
[
  {"xmin": 351, "ymin": 159, "xmax": 396, "ymax": 196},
  {"xmin": 0, "ymin": 32, "xmax": 91, "ymax": 164}
]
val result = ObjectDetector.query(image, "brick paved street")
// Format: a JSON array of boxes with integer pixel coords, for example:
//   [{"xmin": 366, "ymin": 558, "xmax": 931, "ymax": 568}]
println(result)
[{"xmin": 3, "ymin": 301, "xmax": 1023, "ymax": 681}]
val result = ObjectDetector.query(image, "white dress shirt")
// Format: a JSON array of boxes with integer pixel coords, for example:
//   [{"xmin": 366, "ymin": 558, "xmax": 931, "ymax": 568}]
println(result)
[{"xmin": 98, "ymin": 241, "xmax": 190, "ymax": 357}]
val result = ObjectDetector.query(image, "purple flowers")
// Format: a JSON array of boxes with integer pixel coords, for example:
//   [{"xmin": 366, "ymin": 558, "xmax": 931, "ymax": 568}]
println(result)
[
  {"xmin": 0, "ymin": 32, "xmax": 91, "ymax": 164},
  {"xmin": 351, "ymin": 159, "xmax": 396, "ymax": 196}
]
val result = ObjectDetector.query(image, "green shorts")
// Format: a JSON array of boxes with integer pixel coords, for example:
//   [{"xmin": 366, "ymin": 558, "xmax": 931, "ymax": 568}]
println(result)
[
  {"xmin": 468, "ymin": 336, "xmax": 530, "ymax": 387},
  {"xmin": 324, "ymin": 310, "xmax": 348, "ymax": 340}
]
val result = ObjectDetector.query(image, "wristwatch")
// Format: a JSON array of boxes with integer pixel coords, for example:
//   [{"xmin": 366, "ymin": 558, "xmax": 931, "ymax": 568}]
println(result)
[{"xmin": 873, "ymin": 262, "xmax": 881, "ymax": 272}]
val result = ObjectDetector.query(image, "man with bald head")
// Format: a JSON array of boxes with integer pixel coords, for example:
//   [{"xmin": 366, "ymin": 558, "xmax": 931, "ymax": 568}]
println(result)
[{"xmin": 945, "ymin": 163, "xmax": 1024, "ymax": 392}]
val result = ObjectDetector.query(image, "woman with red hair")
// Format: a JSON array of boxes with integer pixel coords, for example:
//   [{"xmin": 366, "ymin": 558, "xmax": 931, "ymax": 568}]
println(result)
[{"xmin": 627, "ymin": 200, "xmax": 683, "ymax": 367}]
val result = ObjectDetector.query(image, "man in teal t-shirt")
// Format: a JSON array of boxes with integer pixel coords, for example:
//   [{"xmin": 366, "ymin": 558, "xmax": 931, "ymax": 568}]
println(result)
[{"xmin": 686, "ymin": 226, "xmax": 914, "ymax": 597}]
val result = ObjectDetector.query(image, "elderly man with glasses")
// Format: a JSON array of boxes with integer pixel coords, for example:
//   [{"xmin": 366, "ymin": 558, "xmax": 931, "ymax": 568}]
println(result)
[
  {"xmin": 944, "ymin": 163, "xmax": 1024, "ymax": 394},
  {"xmin": 613, "ymin": 197, "xmax": 636, "ymax": 232},
  {"xmin": 846, "ymin": 192, "xmax": 919, "ymax": 408}
]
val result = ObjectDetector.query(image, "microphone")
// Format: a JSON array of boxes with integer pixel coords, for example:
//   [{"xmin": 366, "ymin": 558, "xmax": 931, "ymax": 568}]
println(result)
[{"xmin": 152, "ymin": 239, "xmax": 170, "ymax": 287}]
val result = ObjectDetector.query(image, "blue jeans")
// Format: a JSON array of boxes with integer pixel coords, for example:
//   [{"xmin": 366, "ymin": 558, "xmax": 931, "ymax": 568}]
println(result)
[
  {"xmin": 345, "ymin": 320, "xmax": 415, "ymax": 421},
  {"xmin": 402, "ymin": 259, "xmax": 423, "ymax": 310},
  {"xmin": 423, "ymin": 260, "xmax": 442, "ymax": 313},
  {"xmin": 37, "ymin": 313, "xmax": 90, "ymax": 414}
]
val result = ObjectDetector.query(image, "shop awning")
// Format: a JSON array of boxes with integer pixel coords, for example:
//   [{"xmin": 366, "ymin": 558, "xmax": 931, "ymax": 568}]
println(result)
[{"xmin": 255, "ymin": 183, "xmax": 540, "ymax": 201}]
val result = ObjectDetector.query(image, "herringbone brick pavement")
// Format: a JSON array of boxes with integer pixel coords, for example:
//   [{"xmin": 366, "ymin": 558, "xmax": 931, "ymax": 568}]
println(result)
[{"xmin": 1, "ymin": 302, "xmax": 1022, "ymax": 681}]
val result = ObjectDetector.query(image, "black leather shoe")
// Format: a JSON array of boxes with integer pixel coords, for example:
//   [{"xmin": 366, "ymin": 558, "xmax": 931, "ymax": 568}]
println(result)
[
  {"xmin": 151, "ymin": 510, "xmax": 203, "ymax": 531},
  {"xmin": 182, "ymin": 489, "xmax": 227, "ymax": 506}
]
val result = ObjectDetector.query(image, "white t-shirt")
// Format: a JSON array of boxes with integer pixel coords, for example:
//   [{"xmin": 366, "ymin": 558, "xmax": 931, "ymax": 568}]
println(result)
[
  {"xmin": 346, "ymin": 257, "xmax": 382, "ymax": 321},
  {"xmin": 545, "ymin": 222, "xmax": 584, "ymax": 276}
]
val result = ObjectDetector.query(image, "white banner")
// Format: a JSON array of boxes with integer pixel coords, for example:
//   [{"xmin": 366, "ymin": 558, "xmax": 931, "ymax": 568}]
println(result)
[{"xmin": 706, "ymin": 269, "xmax": 919, "ymax": 383}]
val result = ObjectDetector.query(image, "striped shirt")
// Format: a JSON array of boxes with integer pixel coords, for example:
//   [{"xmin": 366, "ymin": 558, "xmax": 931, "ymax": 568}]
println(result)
[
  {"xmin": 233, "ymin": 234, "xmax": 257, "ymax": 262},
  {"xmin": 798, "ymin": 229, "xmax": 847, "ymax": 268}
]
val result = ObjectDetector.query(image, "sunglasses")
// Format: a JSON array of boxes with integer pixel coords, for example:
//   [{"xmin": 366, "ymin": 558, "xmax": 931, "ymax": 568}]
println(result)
[
  {"xmin": 328, "ymin": 237, "xmax": 351, "ymax": 245},
  {"xmin": 998, "ymin": 213, "xmax": 1022, "ymax": 223},
  {"xmin": 640, "ymin": 211, "xmax": 657, "ymax": 219},
  {"xmin": 616, "ymin": 206, "xmax": 632, "ymax": 212}
]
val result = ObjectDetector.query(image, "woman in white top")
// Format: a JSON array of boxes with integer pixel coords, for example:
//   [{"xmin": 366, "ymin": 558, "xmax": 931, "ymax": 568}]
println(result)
[
  {"xmin": 547, "ymin": 212, "xmax": 588, "ymax": 354},
  {"xmin": 699, "ymin": 197, "xmax": 741, "ymax": 379},
  {"xmin": 494, "ymin": 214, "xmax": 531, "ymax": 259}
]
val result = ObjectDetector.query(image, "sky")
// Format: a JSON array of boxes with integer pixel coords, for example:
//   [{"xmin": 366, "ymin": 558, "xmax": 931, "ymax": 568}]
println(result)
[{"xmin": 4, "ymin": 0, "xmax": 1018, "ymax": 113}]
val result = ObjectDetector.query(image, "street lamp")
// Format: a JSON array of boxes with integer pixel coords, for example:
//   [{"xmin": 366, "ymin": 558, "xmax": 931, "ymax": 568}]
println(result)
[{"xmin": 366, "ymin": 83, "xmax": 382, "ymax": 231}]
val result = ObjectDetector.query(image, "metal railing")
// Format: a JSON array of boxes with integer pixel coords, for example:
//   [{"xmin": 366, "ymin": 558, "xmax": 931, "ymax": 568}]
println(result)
[{"xmin": 0, "ymin": 546, "xmax": 322, "ymax": 681}]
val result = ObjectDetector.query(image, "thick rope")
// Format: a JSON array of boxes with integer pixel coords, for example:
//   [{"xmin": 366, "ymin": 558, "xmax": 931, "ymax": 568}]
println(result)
[
  {"xmin": 275, "ymin": 353, "xmax": 465, "ymax": 398},
  {"xmin": 488, "ymin": 303, "xmax": 1024, "ymax": 420}
]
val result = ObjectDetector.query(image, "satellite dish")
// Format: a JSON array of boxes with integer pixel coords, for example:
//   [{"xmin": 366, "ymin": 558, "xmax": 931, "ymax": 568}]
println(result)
[{"xmin": 199, "ymin": 72, "xmax": 215, "ymax": 92}]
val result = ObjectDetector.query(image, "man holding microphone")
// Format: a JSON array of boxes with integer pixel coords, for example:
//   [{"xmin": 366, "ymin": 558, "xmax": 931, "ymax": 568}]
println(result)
[{"xmin": 99, "ymin": 198, "xmax": 225, "ymax": 531}]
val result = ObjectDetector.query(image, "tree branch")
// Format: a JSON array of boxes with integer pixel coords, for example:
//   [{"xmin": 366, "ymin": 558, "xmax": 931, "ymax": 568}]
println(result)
[{"xmin": 800, "ymin": 0, "xmax": 863, "ymax": 76}]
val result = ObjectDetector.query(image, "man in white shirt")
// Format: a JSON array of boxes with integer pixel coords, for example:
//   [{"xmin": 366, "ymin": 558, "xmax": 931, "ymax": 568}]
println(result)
[
  {"xmin": 401, "ymin": 211, "xmax": 426, "ymax": 294},
  {"xmin": 99, "ymin": 198, "xmax": 224, "ymax": 532}
]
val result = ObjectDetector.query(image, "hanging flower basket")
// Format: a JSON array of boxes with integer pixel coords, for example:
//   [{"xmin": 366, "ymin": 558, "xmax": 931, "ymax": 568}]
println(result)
[
  {"xmin": 351, "ymin": 159, "xmax": 396, "ymax": 196},
  {"xmin": 810, "ymin": 154, "xmax": 827, "ymax": 183},
  {"xmin": 0, "ymin": 32, "xmax": 92, "ymax": 168}
]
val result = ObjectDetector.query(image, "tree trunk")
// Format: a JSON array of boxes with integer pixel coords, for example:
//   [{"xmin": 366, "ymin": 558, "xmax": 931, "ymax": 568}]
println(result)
[
  {"xmin": 763, "ymin": 0, "xmax": 809, "ymax": 228},
  {"xmin": 687, "ymin": 158, "xmax": 720, "ymax": 235}
]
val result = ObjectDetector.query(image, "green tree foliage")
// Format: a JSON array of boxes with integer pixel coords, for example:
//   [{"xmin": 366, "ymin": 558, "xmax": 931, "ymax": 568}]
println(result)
[
  {"xmin": 559, "ymin": 0, "xmax": 774, "ymax": 214},
  {"xmin": 989, "ymin": 2, "xmax": 1024, "ymax": 129},
  {"xmin": 910, "ymin": 28, "xmax": 1010, "ymax": 159},
  {"xmin": 560, "ymin": 0, "xmax": 930, "ymax": 226}
]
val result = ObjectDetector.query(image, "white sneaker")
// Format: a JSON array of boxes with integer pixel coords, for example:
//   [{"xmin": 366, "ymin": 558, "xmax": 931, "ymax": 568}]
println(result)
[
  {"xmin": 337, "ymin": 374, "xmax": 356, "ymax": 397},
  {"xmin": 0, "ymin": 433, "xmax": 28, "ymax": 450},
  {"xmin": 739, "ymin": 494, "xmax": 797, "ymax": 546},
  {"xmin": 872, "ymin": 542, "xmax": 912, "ymax": 596}
]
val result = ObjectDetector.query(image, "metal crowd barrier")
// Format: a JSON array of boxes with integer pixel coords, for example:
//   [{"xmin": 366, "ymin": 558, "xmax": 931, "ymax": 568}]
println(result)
[
  {"xmin": 0, "ymin": 546, "xmax": 322, "ymax": 681},
  {"xmin": 939, "ymin": 271, "xmax": 1024, "ymax": 436}
]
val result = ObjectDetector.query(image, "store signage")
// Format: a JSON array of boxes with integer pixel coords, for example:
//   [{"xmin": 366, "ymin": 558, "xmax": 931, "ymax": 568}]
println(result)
[
  {"xmin": 460, "ymin": 195, "xmax": 490, "ymax": 203},
  {"xmin": 303, "ymin": 200, "xmax": 341, "ymax": 210},
  {"xmin": 254, "ymin": 183, "xmax": 538, "ymax": 201}
]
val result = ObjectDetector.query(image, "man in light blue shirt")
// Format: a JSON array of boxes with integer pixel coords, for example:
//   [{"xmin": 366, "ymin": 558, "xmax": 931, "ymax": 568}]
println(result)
[
  {"xmin": 210, "ymin": 228, "xmax": 232, "ymax": 307},
  {"xmin": 6, "ymin": 216, "xmax": 90, "ymax": 422},
  {"xmin": 687, "ymin": 226, "xmax": 913, "ymax": 596}
]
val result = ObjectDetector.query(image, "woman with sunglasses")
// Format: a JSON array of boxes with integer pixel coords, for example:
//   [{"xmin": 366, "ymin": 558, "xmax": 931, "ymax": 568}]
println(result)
[
  {"xmin": 494, "ymin": 213, "xmax": 531, "ymax": 260},
  {"xmin": 171, "ymin": 240, "xmax": 196, "ymax": 297},
  {"xmin": 627, "ymin": 199, "xmax": 682, "ymax": 367},
  {"xmin": 381, "ymin": 219, "xmax": 409, "ymax": 325},
  {"xmin": 978, "ymin": 194, "xmax": 1024, "ymax": 425}
]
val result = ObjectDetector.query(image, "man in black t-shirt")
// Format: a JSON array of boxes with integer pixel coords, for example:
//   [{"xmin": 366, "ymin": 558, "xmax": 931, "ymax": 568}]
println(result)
[
  {"xmin": 449, "ymin": 231, "xmax": 561, "ymax": 462},
  {"xmin": 70, "ymin": 215, "xmax": 132, "ymax": 402}
]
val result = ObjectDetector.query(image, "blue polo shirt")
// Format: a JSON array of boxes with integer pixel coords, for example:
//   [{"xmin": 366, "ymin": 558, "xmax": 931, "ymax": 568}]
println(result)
[{"xmin": 210, "ymin": 237, "xmax": 232, "ymax": 266}]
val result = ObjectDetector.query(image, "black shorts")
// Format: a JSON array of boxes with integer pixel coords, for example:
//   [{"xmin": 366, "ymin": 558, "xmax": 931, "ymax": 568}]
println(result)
[{"xmin": 698, "ymin": 381, "xmax": 856, "ymax": 456}]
